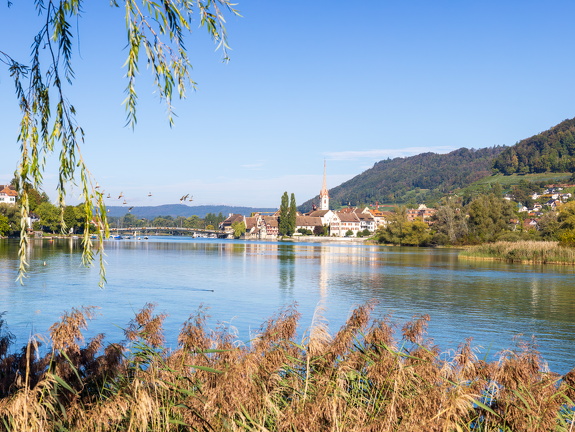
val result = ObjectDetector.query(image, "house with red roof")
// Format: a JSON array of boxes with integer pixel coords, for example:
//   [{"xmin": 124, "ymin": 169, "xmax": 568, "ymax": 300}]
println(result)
[{"xmin": 0, "ymin": 185, "xmax": 17, "ymax": 206}]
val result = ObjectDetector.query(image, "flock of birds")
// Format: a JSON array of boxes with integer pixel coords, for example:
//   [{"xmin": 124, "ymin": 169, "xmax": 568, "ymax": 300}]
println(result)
[{"xmin": 95, "ymin": 184, "xmax": 193, "ymax": 213}]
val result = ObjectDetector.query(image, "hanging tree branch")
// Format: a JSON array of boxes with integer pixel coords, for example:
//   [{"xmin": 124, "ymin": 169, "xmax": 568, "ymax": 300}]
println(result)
[{"xmin": 1, "ymin": 0, "xmax": 240, "ymax": 286}]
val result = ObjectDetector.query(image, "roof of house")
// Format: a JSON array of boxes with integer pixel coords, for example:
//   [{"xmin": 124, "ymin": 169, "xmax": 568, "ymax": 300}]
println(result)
[
  {"xmin": 221, "ymin": 214, "xmax": 244, "ymax": 227},
  {"xmin": 0, "ymin": 185, "xmax": 17, "ymax": 197},
  {"xmin": 296, "ymin": 216, "xmax": 323, "ymax": 227},
  {"xmin": 337, "ymin": 212, "xmax": 360, "ymax": 223},
  {"xmin": 307, "ymin": 210, "xmax": 330, "ymax": 217},
  {"xmin": 262, "ymin": 216, "xmax": 278, "ymax": 227},
  {"xmin": 245, "ymin": 216, "xmax": 258, "ymax": 230}
]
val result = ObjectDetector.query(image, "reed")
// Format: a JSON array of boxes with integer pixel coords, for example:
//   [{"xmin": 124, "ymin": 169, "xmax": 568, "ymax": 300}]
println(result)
[
  {"xmin": 460, "ymin": 241, "xmax": 575, "ymax": 265},
  {"xmin": 0, "ymin": 304, "xmax": 573, "ymax": 431}
]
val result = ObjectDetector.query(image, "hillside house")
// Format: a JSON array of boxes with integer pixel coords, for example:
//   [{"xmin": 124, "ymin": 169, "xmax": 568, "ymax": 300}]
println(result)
[
  {"xmin": 406, "ymin": 204, "xmax": 436, "ymax": 223},
  {"xmin": 0, "ymin": 185, "xmax": 17, "ymax": 206}
]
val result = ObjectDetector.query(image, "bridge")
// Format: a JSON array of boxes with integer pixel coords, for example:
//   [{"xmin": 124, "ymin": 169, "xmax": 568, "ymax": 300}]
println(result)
[{"xmin": 108, "ymin": 226, "xmax": 228, "ymax": 238}]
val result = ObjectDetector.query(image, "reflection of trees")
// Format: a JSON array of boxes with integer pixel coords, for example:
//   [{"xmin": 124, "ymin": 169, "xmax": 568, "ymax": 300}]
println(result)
[{"xmin": 278, "ymin": 246, "xmax": 295, "ymax": 293}]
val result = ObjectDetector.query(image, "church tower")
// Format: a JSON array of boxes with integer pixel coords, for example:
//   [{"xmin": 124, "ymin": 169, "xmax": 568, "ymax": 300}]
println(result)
[{"xmin": 319, "ymin": 160, "xmax": 329, "ymax": 211}]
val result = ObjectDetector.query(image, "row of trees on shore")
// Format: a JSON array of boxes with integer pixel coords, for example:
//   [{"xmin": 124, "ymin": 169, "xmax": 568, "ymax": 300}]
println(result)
[{"xmin": 375, "ymin": 185, "xmax": 575, "ymax": 246}]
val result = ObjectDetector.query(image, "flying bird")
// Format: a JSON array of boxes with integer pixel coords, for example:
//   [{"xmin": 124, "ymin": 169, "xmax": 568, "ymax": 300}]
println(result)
[
  {"xmin": 118, "ymin": 192, "xmax": 124, "ymax": 199},
  {"xmin": 128, "ymin": 206, "xmax": 134, "ymax": 212},
  {"xmin": 180, "ymin": 194, "xmax": 189, "ymax": 202},
  {"xmin": 123, "ymin": 200, "xmax": 127, "ymax": 205},
  {"xmin": 107, "ymin": 193, "xmax": 111, "ymax": 199},
  {"xmin": 188, "ymin": 195, "xmax": 194, "ymax": 202},
  {"xmin": 148, "ymin": 192, "xmax": 152, "ymax": 197}
]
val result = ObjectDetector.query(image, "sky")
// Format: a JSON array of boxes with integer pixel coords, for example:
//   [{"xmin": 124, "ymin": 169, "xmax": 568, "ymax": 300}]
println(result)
[{"xmin": 1, "ymin": 1, "xmax": 575, "ymax": 209}]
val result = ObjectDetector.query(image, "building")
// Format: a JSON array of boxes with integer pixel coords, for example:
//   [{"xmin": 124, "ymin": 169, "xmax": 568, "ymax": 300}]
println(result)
[
  {"xmin": 0, "ymin": 185, "xmax": 17, "ymax": 206},
  {"xmin": 406, "ymin": 204, "xmax": 436, "ymax": 223},
  {"xmin": 319, "ymin": 160, "xmax": 329, "ymax": 211}
]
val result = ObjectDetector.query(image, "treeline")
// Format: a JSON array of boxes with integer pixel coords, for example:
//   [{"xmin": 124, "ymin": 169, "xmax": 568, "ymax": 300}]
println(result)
[
  {"xmin": 111, "ymin": 212, "xmax": 226, "ymax": 230},
  {"xmin": 300, "ymin": 147, "xmax": 505, "ymax": 211},
  {"xmin": 493, "ymin": 117, "xmax": 575, "ymax": 175},
  {"xmin": 375, "ymin": 184, "xmax": 573, "ymax": 247},
  {"xmin": 0, "ymin": 188, "xmax": 95, "ymax": 236}
]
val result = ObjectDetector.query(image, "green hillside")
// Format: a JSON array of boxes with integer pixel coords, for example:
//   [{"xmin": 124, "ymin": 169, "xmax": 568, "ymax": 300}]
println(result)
[
  {"xmin": 300, "ymin": 147, "xmax": 505, "ymax": 211},
  {"xmin": 492, "ymin": 117, "xmax": 575, "ymax": 174}
]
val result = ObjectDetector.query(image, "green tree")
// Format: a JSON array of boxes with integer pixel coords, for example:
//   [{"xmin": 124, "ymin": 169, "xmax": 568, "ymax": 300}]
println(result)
[
  {"xmin": 184, "ymin": 215, "xmax": 202, "ymax": 229},
  {"xmin": 557, "ymin": 202, "xmax": 575, "ymax": 245},
  {"xmin": 375, "ymin": 206, "xmax": 408, "ymax": 245},
  {"xmin": 0, "ymin": 204, "xmax": 20, "ymax": 236},
  {"xmin": 279, "ymin": 192, "xmax": 290, "ymax": 236},
  {"xmin": 35, "ymin": 202, "xmax": 61, "ymax": 234},
  {"xmin": 537, "ymin": 211, "xmax": 559, "ymax": 241},
  {"xmin": 231, "ymin": 221, "xmax": 246, "ymax": 239},
  {"xmin": 287, "ymin": 193, "xmax": 297, "ymax": 236},
  {"xmin": 2, "ymin": 1, "xmax": 239, "ymax": 283},
  {"xmin": 466, "ymin": 193, "xmax": 516, "ymax": 243},
  {"xmin": 401, "ymin": 220, "xmax": 432, "ymax": 246},
  {"xmin": 0, "ymin": 214, "xmax": 10, "ymax": 237},
  {"xmin": 432, "ymin": 198, "xmax": 468, "ymax": 244}
]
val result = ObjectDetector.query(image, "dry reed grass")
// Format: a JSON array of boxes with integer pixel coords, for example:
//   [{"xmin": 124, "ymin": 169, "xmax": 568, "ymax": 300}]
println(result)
[
  {"xmin": 0, "ymin": 303, "xmax": 573, "ymax": 431},
  {"xmin": 460, "ymin": 241, "xmax": 575, "ymax": 265}
]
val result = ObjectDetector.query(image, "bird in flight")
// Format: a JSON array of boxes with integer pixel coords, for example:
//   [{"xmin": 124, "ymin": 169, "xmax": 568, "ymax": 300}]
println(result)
[
  {"xmin": 148, "ymin": 192, "xmax": 152, "ymax": 197},
  {"xmin": 128, "ymin": 206, "xmax": 134, "ymax": 212},
  {"xmin": 118, "ymin": 192, "xmax": 124, "ymax": 199},
  {"xmin": 180, "ymin": 194, "xmax": 189, "ymax": 202}
]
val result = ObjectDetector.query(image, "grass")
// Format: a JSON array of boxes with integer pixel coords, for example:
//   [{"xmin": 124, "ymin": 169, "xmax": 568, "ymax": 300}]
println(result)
[
  {"xmin": 456, "ymin": 172, "xmax": 573, "ymax": 196},
  {"xmin": 0, "ymin": 303, "xmax": 573, "ymax": 431},
  {"xmin": 460, "ymin": 241, "xmax": 575, "ymax": 265}
]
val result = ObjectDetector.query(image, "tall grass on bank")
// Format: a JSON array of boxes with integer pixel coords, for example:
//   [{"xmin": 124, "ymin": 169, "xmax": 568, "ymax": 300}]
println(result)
[
  {"xmin": 0, "ymin": 303, "xmax": 574, "ymax": 431},
  {"xmin": 460, "ymin": 241, "xmax": 575, "ymax": 265}
]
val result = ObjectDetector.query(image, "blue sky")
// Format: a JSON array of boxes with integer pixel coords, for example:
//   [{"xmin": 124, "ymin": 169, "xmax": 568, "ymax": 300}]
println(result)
[{"xmin": 1, "ymin": 1, "xmax": 575, "ymax": 208}]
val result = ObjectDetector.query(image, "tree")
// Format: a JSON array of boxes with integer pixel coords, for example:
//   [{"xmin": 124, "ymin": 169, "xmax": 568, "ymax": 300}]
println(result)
[
  {"xmin": 231, "ymin": 221, "xmax": 246, "ymax": 239},
  {"xmin": 466, "ymin": 193, "xmax": 516, "ymax": 243},
  {"xmin": 375, "ymin": 206, "xmax": 408, "ymax": 245},
  {"xmin": 287, "ymin": 193, "xmax": 297, "ymax": 236},
  {"xmin": 35, "ymin": 202, "xmax": 61, "ymax": 234},
  {"xmin": 278, "ymin": 192, "xmax": 290, "ymax": 236},
  {"xmin": 0, "ymin": 214, "xmax": 9, "ymax": 237},
  {"xmin": 557, "ymin": 202, "xmax": 575, "ymax": 245},
  {"xmin": 2, "ymin": 1, "xmax": 239, "ymax": 283},
  {"xmin": 432, "ymin": 197, "xmax": 468, "ymax": 244}
]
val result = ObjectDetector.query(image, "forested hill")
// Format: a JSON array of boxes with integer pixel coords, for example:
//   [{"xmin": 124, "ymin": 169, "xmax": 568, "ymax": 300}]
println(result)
[
  {"xmin": 492, "ymin": 117, "xmax": 575, "ymax": 175},
  {"xmin": 300, "ymin": 147, "xmax": 505, "ymax": 211}
]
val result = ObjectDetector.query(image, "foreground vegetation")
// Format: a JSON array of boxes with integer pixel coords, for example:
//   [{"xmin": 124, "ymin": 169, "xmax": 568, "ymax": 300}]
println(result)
[
  {"xmin": 460, "ymin": 241, "xmax": 575, "ymax": 265},
  {"xmin": 0, "ymin": 304, "xmax": 573, "ymax": 431}
]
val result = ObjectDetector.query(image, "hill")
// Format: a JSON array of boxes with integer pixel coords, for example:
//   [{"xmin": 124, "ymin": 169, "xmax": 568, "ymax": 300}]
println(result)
[
  {"xmin": 492, "ymin": 117, "xmax": 575, "ymax": 174},
  {"xmin": 106, "ymin": 204, "xmax": 277, "ymax": 219},
  {"xmin": 300, "ymin": 147, "xmax": 505, "ymax": 211}
]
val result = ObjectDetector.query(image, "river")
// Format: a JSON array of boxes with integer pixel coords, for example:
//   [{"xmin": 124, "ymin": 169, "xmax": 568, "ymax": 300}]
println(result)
[{"xmin": 1, "ymin": 236, "xmax": 574, "ymax": 374}]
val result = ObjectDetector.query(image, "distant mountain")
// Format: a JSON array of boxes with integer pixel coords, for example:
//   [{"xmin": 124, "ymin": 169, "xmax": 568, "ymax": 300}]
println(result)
[
  {"xmin": 106, "ymin": 204, "xmax": 277, "ymax": 219},
  {"xmin": 492, "ymin": 117, "xmax": 575, "ymax": 175},
  {"xmin": 300, "ymin": 147, "xmax": 506, "ymax": 211}
]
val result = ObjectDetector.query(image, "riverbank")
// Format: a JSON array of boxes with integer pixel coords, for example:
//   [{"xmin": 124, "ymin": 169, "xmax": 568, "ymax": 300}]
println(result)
[{"xmin": 459, "ymin": 240, "xmax": 575, "ymax": 265}]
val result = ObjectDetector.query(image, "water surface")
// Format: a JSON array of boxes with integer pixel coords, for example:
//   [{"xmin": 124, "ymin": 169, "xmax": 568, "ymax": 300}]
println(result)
[{"xmin": 1, "ymin": 237, "xmax": 574, "ymax": 374}]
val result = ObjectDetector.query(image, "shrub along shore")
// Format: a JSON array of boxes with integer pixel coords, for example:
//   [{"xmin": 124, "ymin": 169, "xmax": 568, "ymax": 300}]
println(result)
[
  {"xmin": 0, "ymin": 303, "xmax": 574, "ymax": 431},
  {"xmin": 459, "ymin": 241, "xmax": 575, "ymax": 265}
]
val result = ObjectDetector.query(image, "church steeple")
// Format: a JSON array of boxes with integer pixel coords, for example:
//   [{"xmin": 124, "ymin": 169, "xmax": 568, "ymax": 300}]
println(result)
[{"xmin": 319, "ymin": 160, "xmax": 329, "ymax": 211}]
